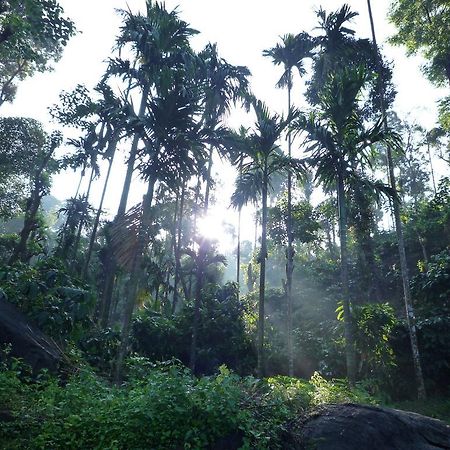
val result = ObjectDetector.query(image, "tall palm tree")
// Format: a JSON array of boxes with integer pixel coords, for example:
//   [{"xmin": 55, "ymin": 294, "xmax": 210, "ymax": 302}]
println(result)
[
  {"xmin": 293, "ymin": 67, "xmax": 400, "ymax": 385},
  {"xmin": 102, "ymin": 0, "xmax": 198, "ymax": 329},
  {"xmin": 198, "ymin": 43, "xmax": 250, "ymax": 213},
  {"xmin": 82, "ymin": 82, "xmax": 132, "ymax": 279},
  {"xmin": 366, "ymin": 0, "xmax": 426, "ymax": 400},
  {"xmin": 308, "ymin": 4, "xmax": 394, "ymax": 118},
  {"xmin": 114, "ymin": 77, "xmax": 211, "ymax": 382},
  {"xmin": 187, "ymin": 238, "xmax": 226, "ymax": 373},
  {"xmin": 232, "ymin": 99, "xmax": 302, "ymax": 378},
  {"xmin": 264, "ymin": 32, "xmax": 315, "ymax": 377}
]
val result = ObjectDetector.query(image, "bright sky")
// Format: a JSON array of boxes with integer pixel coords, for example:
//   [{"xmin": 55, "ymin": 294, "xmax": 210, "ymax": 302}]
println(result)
[{"xmin": 1, "ymin": 0, "xmax": 447, "ymax": 248}]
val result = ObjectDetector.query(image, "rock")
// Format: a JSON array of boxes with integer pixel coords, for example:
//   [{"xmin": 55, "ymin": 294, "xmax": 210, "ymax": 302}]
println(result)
[
  {"xmin": 296, "ymin": 403, "xmax": 450, "ymax": 450},
  {"xmin": 0, "ymin": 296, "xmax": 62, "ymax": 373}
]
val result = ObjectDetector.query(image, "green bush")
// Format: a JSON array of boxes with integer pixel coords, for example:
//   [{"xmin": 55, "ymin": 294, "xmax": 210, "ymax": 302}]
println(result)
[
  {"xmin": 0, "ymin": 359, "xmax": 378, "ymax": 449},
  {"xmin": 132, "ymin": 282, "xmax": 256, "ymax": 375},
  {"xmin": 0, "ymin": 260, "xmax": 95, "ymax": 343}
]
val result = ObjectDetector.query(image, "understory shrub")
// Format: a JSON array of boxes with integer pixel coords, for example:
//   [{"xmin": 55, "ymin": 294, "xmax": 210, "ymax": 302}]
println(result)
[{"xmin": 0, "ymin": 359, "xmax": 377, "ymax": 449}]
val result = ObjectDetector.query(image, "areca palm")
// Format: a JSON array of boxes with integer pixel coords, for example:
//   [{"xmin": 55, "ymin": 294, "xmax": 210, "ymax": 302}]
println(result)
[
  {"xmin": 366, "ymin": 0, "xmax": 426, "ymax": 400},
  {"xmin": 109, "ymin": 0, "xmax": 198, "ymax": 217},
  {"xmin": 114, "ymin": 77, "xmax": 211, "ymax": 382},
  {"xmin": 82, "ymin": 82, "xmax": 132, "ymax": 279},
  {"xmin": 232, "ymin": 99, "xmax": 302, "ymax": 378},
  {"xmin": 293, "ymin": 67, "xmax": 400, "ymax": 385},
  {"xmin": 197, "ymin": 43, "xmax": 250, "ymax": 213},
  {"xmin": 102, "ymin": 0, "xmax": 198, "ymax": 330},
  {"xmin": 111, "ymin": 2, "xmax": 204, "ymax": 381},
  {"xmin": 264, "ymin": 32, "xmax": 315, "ymax": 377},
  {"xmin": 308, "ymin": 4, "xmax": 394, "ymax": 117}
]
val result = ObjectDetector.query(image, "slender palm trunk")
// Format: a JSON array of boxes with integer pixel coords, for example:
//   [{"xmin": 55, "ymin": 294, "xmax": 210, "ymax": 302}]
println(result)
[
  {"xmin": 82, "ymin": 138, "xmax": 118, "ymax": 279},
  {"xmin": 172, "ymin": 182, "xmax": 185, "ymax": 314},
  {"xmin": 367, "ymin": 0, "xmax": 426, "ymax": 400},
  {"xmin": 101, "ymin": 83, "xmax": 150, "ymax": 326},
  {"xmin": 236, "ymin": 156, "xmax": 243, "ymax": 290},
  {"xmin": 257, "ymin": 166, "xmax": 268, "ymax": 379},
  {"xmin": 188, "ymin": 176, "xmax": 202, "ymax": 299},
  {"xmin": 72, "ymin": 167, "xmax": 95, "ymax": 260},
  {"xmin": 204, "ymin": 146, "xmax": 214, "ymax": 213},
  {"xmin": 286, "ymin": 76, "xmax": 295, "ymax": 377},
  {"xmin": 189, "ymin": 239, "xmax": 205, "ymax": 374},
  {"xmin": 117, "ymin": 83, "xmax": 150, "ymax": 217},
  {"xmin": 74, "ymin": 166, "xmax": 86, "ymax": 199},
  {"xmin": 114, "ymin": 178, "xmax": 156, "ymax": 383},
  {"xmin": 236, "ymin": 207, "xmax": 241, "ymax": 286},
  {"xmin": 190, "ymin": 144, "xmax": 214, "ymax": 372},
  {"xmin": 337, "ymin": 169, "xmax": 356, "ymax": 385},
  {"xmin": 426, "ymin": 137, "xmax": 437, "ymax": 194}
]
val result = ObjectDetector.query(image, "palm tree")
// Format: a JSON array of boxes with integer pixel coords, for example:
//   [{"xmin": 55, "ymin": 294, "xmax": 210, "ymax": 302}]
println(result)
[
  {"xmin": 308, "ymin": 4, "xmax": 394, "ymax": 119},
  {"xmin": 264, "ymin": 32, "xmax": 315, "ymax": 377},
  {"xmin": 186, "ymin": 238, "xmax": 226, "ymax": 373},
  {"xmin": 366, "ymin": 0, "xmax": 426, "ymax": 400},
  {"xmin": 293, "ymin": 67, "xmax": 400, "ymax": 385},
  {"xmin": 232, "ymin": 99, "xmax": 302, "ymax": 378},
  {"xmin": 82, "ymin": 82, "xmax": 132, "ymax": 279},
  {"xmin": 198, "ymin": 43, "xmax": 250, "ymax": 213},
  {"xmin": 114, "ymin": 76, "xmax": 211, "ymax": 382},
  {"xmin": 102, "ymin": 0, "xmax": 198, "ymax": 329}
]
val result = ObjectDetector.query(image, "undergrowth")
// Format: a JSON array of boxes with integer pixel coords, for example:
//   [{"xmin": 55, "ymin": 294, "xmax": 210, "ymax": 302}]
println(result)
[{"xmin": 0, "ymin": 357, "xmax": 378, "ymax": 450}]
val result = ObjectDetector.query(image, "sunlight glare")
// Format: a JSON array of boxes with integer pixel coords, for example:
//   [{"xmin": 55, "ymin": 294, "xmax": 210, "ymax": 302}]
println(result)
[{"xmin": 197, "ymin": 212, "xmax": 235, "ymax": 253}]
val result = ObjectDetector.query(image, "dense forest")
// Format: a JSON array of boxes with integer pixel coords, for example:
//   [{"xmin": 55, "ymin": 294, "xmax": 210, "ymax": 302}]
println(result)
[{"xmin": 0, "ymin": 0, "xmax": 449, "ymax": 448}]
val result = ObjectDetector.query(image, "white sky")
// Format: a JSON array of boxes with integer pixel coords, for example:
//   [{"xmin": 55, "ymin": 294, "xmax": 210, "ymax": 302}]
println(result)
[{"xmin": 1, "ymin": 0, "xmax": 447, "ymax": 247}]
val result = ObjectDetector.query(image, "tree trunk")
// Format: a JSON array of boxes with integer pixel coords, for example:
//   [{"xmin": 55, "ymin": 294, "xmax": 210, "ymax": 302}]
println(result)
[
  {"xmin": 189, "ymin": 239, "xmax": 205, "ymax": 374},
  {"xmin": 426, "ymin": 138, "xmax": 437, "ymax": 194},
  {"xmin": 101, "ymin": 82, "xmax": 150, "ymax": 326},
  {"xmin": 72, "ymin": 166, "xmax": 95, "ymax": 260},
  {"xmin": 286, "ymin": 75, "xmax": 295, "ymax": 377},
  {"xmin": 114, "ymin": 178, "xmax": 155, "ymax": 384},
  {"xmin": 236, "ymin": 156, "xmax": 243, "ymax": 290},
  {"xmin": 117, "ymin": 83, "xmax": 150, "ymax": 217},
  {"xmin": 236, "ymin": 207, "xmax": 241, "ymax": 286},
  {"xmin": 203, "ymin": 145, "xmax": 214, "ymax": 213},
  {"xmin": 82, "ymin": 137, "xmax": 118, "ymax": 279},
  {"xmin": 337, "ymin": 170, "xmax": 356, "ymax": 386},
  {"xmin": 172, "ymin": 182, "xmax": 185, "ymax": 314},
  {"xmin": 9, "ymin": 188, "xmax": 42, "ymax": 264},
  {"xmin": 367, "ymin": 0, "xmax": 426, "ymax": 400},
  {"xmin": 9, "ymin": 147, "xmax": 55, "ymax": 264},
  {"xmin": 187, "ymin": 176, "xmax": 202, "ymax": 299},
  {"xmin": 257, "ymin": 167, "xmax": 268, "ymax": 379}
]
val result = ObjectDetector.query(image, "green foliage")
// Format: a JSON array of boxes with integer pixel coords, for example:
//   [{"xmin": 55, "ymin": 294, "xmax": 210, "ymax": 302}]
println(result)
[
  {"xmin": 0, "ymin": 260, "xmax": 95, "ymax": 342},
  {"xmin": 389, "ymin": 0, "xmax": 450, "ymax": 86},
  {"xmin": 310, "ymin": 372, "xmax": 375, "ymax": 406},
  {"xmin": 0, "ymin": 0, "xmax": 75, "ymax": 105},
  {"xmin": 78, "ymin": 327, "xmax": 121, "ymax": 375},
  {"xmin": 412, "ymin": 247, "xmax": 450, "ymax": 316},
  {"xmin": 352, "ymin": 303, "xmax": 398, "ymax": 377},
  {"xmin": 268, "ymin": 196, "xmax": 320, "ymax": 247},
  {"xmin": 0, "ymin": 117, "xmax": 46, "ymax": 218},
  {"xmin": 132, "ymin": 282, "xmax": 256, "ymax": 375},
  {"xmin": 389, "ymin": 397, "xmax": 450, "ymax": 424},
  {"xmin": 0, "ymin": 360, "xmax": 379, "ymax": 450}
]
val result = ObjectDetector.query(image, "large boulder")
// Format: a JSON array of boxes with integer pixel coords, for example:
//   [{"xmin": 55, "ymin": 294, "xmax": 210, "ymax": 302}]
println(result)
[
  {"xmin": 296, "ymin": 403, "xmax": 450, "ymax": 450},
  {"xmin": 0, "ymin": 296, "xmax": 62, "ymax": 373}
]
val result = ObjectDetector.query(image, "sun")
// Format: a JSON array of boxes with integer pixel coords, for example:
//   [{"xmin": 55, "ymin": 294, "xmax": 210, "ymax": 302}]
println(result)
[
  {"xmin": 196, "ymin": 209, "xmax": 236, "ymax": 252},
  {"xmin": 197, "ymin": 213, "xmax": 225, "ymax": 241}
]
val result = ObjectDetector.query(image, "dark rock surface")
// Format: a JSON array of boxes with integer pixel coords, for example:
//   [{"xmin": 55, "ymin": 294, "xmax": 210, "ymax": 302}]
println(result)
[
  {"xmin": 0, "ymin": 296, "xmax": 62, "ymax": 373},
  {"xmin": 297, "ymin": 403, "xmax": 450, "ymax": 450}
]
